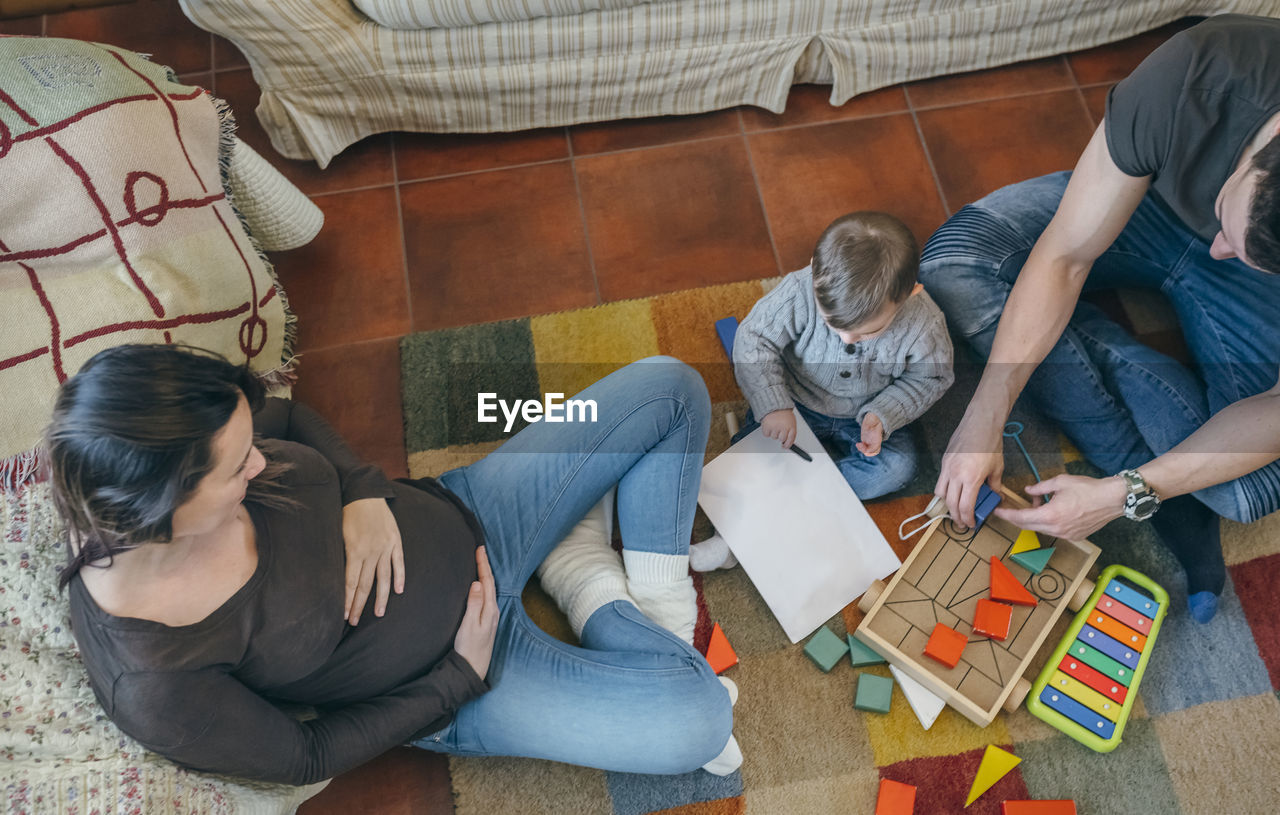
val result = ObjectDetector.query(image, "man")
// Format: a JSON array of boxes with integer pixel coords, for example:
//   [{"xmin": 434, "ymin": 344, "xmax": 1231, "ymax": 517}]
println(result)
[{"xmin": 920, "ymin": 15, "xmax": 1280, "ymax": 622}]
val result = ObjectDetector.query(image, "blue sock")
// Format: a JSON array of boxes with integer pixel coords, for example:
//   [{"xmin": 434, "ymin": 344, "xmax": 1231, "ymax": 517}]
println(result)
[{"xmin": 1187, "ymin": 591, "xmax": 1218, "ymax": 624}]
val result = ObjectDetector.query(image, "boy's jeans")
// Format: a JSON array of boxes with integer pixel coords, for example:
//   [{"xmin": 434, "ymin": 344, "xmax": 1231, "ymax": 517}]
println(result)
[
  {"xmin": 734, "ymin": 403, "xmax": 917, "ymax": 500},
  {"xmin": 412, "ymin": 358, "xmax": 732, "ymax": 773},
  {"xmin": 919, "ymin": 171, "xmax": 1280, "ymax": 524}
]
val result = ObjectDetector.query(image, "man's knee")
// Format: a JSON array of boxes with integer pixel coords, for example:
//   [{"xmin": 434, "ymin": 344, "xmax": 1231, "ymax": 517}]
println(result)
[
  {"xmin": 920, "ymin": 208, "xmax": 1026, "ymax": 339},
  {"xmin": 1199, "ymin": 468, "xmax": 1280, "ymax": 525}
]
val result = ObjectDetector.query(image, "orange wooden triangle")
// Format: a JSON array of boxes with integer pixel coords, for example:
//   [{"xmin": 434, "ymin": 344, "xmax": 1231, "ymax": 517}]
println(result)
[
  {"xmin": 706, "ymin": 622, "xmax": 739, "ymax": 674},
  {"xmin": 990, "ymin": 557, "xmax": 1038, "ymax": 606}
]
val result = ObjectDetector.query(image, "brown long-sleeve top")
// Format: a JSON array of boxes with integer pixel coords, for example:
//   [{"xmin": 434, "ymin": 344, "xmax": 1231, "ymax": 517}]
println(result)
[{"xmin": 67, "ymin": 398, "xmax": 488, "ymax": 786}]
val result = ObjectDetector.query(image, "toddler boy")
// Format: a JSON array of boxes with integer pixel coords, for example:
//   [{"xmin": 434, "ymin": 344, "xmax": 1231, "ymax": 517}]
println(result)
[{"xmin": 693, "ymin": 211, "xmax": 954, "ymax": 571}]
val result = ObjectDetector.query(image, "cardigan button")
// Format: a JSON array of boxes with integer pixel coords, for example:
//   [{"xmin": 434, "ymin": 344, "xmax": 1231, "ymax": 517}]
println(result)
[
  {"xmin": 839, "ymin": 371, "xmax": 851, "ymax": 378},
  {"xmin": 845, "ymin": 344, "xmax": 855, "ymax": 354}
]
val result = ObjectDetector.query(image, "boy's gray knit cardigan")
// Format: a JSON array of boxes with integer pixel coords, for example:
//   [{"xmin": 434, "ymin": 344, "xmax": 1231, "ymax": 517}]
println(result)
[{"xmin": 733, "ymin": 266, "xmax": 955, "ymax": 439}]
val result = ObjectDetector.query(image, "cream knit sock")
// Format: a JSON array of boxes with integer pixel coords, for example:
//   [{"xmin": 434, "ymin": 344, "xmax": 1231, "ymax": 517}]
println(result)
[
  {"xmin": 536, "ymin": 489, "xmax": 630, "ymax": 637},
  {"xmin": 622, "ymin": 549, "xmax": 697, "ymax": 645}
]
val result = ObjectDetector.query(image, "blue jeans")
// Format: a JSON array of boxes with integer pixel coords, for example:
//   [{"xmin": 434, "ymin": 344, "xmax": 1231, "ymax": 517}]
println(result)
[
  {"xmin": 412, "ymin": 358, "xmax": 732, "ymax": 774},
  {"xmin": 919, "ymin": 171, "xmax": 1280, "ymax": 525},
  {"xmin": 733, "ymin": 403, "xmax": 917, "ymax": 500}
]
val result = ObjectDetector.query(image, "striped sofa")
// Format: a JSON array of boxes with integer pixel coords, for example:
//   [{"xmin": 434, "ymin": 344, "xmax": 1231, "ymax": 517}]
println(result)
[{"xmin": 179, "ymin": 0, "xmax": 1278, "ymax": 169}]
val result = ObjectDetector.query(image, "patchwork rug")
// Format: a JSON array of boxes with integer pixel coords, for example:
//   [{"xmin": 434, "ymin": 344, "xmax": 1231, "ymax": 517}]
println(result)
[{"xmin": 399, "ymin": 279, "xmax": 1280, "ymax": 815}]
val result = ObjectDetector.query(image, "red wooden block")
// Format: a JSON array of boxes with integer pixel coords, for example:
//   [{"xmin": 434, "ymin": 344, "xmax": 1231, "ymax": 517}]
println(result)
[
  {"xmin": 973, "ymin": 598, "xmax": 1013, "ymax": 640},
  {"xmin": 876, "ymin": 778, "xmax": 916, "ymax": 815},
  {"xmin": 1001, "ymin": 800, "xmax": 1077, "ymax": 815},
  {"xmin": 990, "ymin": 557, "xmax": 1038, "ymax": 606},
  {"xmin": 923, "ymin": 622, "xmax": 968, "ymax": 668},
  {"xmin": 705, "ymin": 622, "xmax": 738, "ymax": 674}
]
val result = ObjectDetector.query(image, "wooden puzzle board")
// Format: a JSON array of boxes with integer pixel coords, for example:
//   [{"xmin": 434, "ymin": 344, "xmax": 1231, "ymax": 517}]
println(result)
[{"xmin": 857, "ymin": 490, "xmax": 1099, "ymax": 725}]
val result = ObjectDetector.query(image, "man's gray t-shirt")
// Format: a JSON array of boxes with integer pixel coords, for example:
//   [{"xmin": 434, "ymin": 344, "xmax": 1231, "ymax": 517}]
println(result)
[{"xmin": 1105, "ymin": 14, "xmax": 1280, "ymax": 242}]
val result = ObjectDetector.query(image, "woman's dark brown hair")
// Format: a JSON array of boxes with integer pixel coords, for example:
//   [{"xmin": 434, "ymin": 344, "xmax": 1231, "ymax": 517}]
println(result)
[{"xmin": 46, "ymin": 344, "xmax": 287, "ymax": 589}]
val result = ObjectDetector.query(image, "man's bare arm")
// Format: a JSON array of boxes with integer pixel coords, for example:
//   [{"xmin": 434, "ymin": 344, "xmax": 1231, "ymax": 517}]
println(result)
[
  {"xmin": 1142, "ymin": 373, "xmax": 1280, "ymax": 499},
  {"xmin": 939, "ymin": 124, "xmax": 1152, "ymax": 524}
]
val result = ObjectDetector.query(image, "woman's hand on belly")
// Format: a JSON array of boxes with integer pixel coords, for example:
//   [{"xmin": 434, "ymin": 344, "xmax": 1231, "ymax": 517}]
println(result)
[
  {"xmin": 454, "ymin": 545, "xmax": 499, "ymax": 681},
  {"xmin": 342, "ymin": 498, "xmax": 405, "ymax": 624}
]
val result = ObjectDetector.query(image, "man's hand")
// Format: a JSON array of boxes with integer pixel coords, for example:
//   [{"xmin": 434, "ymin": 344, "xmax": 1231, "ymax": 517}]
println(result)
[
  {"xmin": 455, "ymin": 546, "xmax": 499, "ymax": 681},
  {"xmin": 856, "ymin": 413, "xmax": 884, "ymax": 457},
  {"xmin": 935, "ymin": 415, "xmax": 1006, "ymax": 528},
  {"xmin": 760, "ymin": 409, "xmax": 798, "ymax": 449},
  {"xmin": 994, "ymin": 474, "xmax": 1127, "ymax": 540},
  {"xmin": 342, "ymin": 498, "xmax": 405, "ymax": 625}
]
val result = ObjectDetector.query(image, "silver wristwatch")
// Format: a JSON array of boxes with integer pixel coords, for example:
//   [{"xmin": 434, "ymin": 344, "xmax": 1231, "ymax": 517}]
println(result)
[{"xmin": 1119, "ymin": 469, "xmax": 1161, "ymax": 521}]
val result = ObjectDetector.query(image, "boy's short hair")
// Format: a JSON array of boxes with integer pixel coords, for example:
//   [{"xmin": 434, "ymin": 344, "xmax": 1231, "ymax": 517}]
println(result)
[{"xmin": 811, "ymin": 211, "xmax": 919, "ymax": 329}]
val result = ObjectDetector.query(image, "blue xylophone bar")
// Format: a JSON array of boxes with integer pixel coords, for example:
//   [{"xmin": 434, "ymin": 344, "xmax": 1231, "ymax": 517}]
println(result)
[
  {"xmin": 1038, "ymin": 686, "xmax": 1117, "ymax": 740},
  {"xmin": 1103, "ymin": 579, "xmax": 1160, "ymax": 618},
  {"xmin": 1078, "ymin": 625, "xmax": 1142, "ymax": 670}
]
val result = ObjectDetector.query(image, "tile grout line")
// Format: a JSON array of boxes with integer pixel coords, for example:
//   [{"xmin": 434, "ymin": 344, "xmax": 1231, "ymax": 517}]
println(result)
[
  {"xmin": 390, "ymin": 134, "xmax": 414, "ymax": 330},
  {"xmin": 906, "ymin": 83, "xmax": 1081, "ymax": 115},
  {"xmin": 1066, "ymin": 55, "xmax": 1101, "ymax": 128},
  {"xmin": 903, "ymin": 87, "xmax": 953, "ymax": 218},
  {"xmin": 737, "ymin": 109, "xmax": 784, "ymax": 277},
  {"xmin": 565, "ymin": 128, "xmax": 604, "ymax": 306}
]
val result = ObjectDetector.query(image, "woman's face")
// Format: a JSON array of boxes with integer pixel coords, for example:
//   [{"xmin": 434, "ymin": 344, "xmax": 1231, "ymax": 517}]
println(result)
[{"xmin": 169, "ymin": 395, "xmax": 265, "ymax": 539}]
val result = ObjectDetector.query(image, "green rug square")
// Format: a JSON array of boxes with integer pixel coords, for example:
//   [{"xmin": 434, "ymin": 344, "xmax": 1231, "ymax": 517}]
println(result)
[
  {"xmin": 401, "ymin": 320, "xmax": 540, "ymax": 452},
  {"xmin": 1016, "ymin": 718, "xmax": 1180, "ymax": 814}
]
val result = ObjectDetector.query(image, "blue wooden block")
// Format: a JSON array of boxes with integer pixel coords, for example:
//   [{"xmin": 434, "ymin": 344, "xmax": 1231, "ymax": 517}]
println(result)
[
  {"xmin": 715, "ymin": 317, "xmax": 738, "ymax": 360},
  {"xmin": 974, "ymin": 483, "xmax": 1003, "ymax": 530}
]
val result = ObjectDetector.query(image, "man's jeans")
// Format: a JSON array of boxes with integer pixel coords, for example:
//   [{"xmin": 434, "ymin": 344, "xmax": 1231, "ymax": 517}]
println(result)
[
  {"xmin": 413, "ymin": 358, "xmax": 732, "ymax": 774},
  {"xmin": 919, "ymin": 171, "xmax": 1280, "ymax": 524}
]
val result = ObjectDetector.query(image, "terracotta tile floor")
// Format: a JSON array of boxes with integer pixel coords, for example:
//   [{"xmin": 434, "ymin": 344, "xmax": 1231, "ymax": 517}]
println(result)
[{"xmin": 1, "ymin": 4, "xmax": 1199, "ymax": 812}]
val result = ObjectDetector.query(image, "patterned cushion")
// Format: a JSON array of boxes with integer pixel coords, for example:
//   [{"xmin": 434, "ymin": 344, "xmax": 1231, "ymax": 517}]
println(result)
[{"xmin": 0, "ymin": 36, "xmax": 291, "ymax": 479}]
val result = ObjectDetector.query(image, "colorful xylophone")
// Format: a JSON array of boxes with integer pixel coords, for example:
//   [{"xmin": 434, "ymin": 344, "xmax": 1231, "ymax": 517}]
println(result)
[{"xmin": 1027, "ymin": 564, "xmax": 1168, "ymax": 752}]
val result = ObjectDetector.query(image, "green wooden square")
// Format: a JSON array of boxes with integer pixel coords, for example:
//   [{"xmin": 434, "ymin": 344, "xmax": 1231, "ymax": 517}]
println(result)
[
  {"xmin": 854, "ymin": 672, "xmax": 893, "ymax": 714},
  {"xmin": 803, "ymin": 626, "xmax": 849, "ymax": 672},
  {"xmin": 848, "ymin": 634, "xmax": 886, "ymax": 667}
]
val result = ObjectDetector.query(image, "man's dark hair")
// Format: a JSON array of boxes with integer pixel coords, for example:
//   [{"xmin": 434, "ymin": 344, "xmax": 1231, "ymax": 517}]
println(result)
[
  {"xmin": 1246, "ymin": 134, "xmax": 1280, "ymax": 274},
  {"xmin": 811, "ymin": 211, "xmax": 918, "ymax": 330}
]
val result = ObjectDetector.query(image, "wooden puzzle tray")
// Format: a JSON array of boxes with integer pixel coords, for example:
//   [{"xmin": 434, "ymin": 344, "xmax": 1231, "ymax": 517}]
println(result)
[{"xmin": 855, "ymin": 487, "xmax": 1101, "ymax": 726}]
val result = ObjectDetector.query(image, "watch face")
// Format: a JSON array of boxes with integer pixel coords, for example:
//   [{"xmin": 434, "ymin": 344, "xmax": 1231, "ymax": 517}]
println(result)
[{"xmin": 1132, "ymin": 494, "xmax": 1159, "ymax": 518}]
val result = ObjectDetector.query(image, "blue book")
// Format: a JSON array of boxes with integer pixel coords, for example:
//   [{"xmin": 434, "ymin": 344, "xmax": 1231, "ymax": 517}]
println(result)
[{"xmin": 715, "ymin": 317, "xmax": 738, "ymax": 360}]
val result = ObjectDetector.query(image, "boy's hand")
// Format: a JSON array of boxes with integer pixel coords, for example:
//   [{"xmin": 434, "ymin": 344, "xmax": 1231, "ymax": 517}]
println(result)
[
  {"xmin": 856, "ymin": 414, "xmax": 883, "ymax": 457},
  {"xmin": 760, "ymin": 409, "xmax": 798, "ymax": 449}
]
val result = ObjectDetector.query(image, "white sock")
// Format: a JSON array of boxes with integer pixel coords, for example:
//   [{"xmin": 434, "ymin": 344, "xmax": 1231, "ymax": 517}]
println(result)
[
  {"xmin": 622, "ymin": 549, "xmax": 697, "ymax": 645},
  {"xmin": 702, "ymin": 734, "xmax": 743, "ymax": 776},
  {"xmin": 719, "ymin": 676, "xmax": 738, "ymax": 707},
  {"xmin": 689, "ymin": 534, "xmax": 738, "ymax": 572},
  {"xmin": 536, "ymin": 489, "xmax": 630, "ymax": 637}
]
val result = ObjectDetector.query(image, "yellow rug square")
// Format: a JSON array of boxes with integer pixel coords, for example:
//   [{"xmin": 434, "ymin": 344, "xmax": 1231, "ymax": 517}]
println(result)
[
  {"xmin": 530, "ymin": 300, "xmax": 660, "ymax": 398},
  {"xmin": 863, "ymin": 669, "xmax": 1013, "ymax": 766}
]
